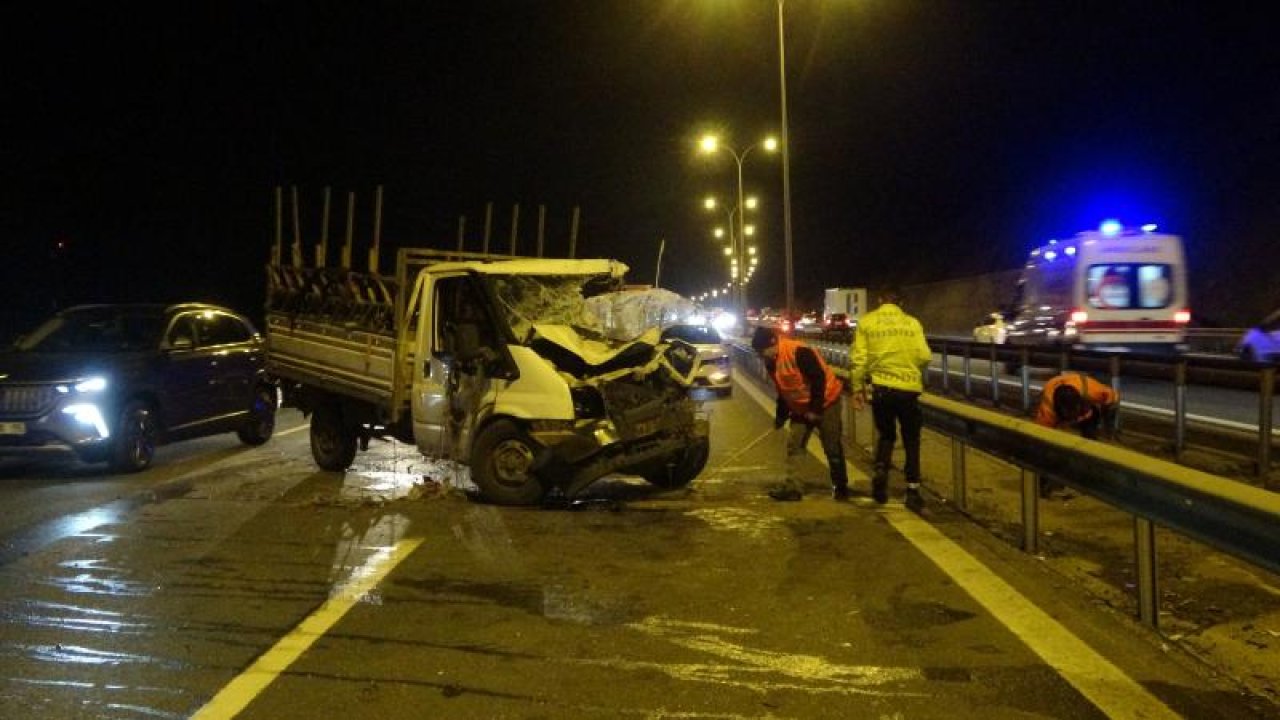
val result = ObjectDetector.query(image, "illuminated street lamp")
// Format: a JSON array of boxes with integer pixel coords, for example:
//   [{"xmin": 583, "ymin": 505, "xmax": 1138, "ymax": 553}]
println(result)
[{"xmin": 698, "ymin": 133, "xmax": 777, "ymax": 315}]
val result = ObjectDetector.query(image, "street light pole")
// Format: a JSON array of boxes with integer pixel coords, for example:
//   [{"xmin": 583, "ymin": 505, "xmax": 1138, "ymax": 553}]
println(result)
[
  {"xmin": 698, "ymin": 134, "xmax": 777, "ymax": 321},
  {"xmin": 777, "ymin": 0, "xmax": 795, "ymax": 317}
]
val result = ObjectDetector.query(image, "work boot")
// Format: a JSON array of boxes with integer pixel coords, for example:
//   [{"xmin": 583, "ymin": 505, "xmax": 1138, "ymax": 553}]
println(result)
[
  {"xmin": 871, "ymin": 474, "xmax": 888, "ymax": 505},
  {"xmin": 905, "ymin": 483, "xmax": 924, "ymax": 513},
  {"xmin": 831, "ymin": 484, "xmax": 850, "ymax": 502},
  {"xmin": 768, "ymin": 487, "xmax": 803, "ymax": 502}
]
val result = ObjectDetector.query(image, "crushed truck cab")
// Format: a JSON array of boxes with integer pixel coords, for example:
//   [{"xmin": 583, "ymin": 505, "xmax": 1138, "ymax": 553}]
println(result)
[{"xmin": 266, "ymin": 250, "xmax": 710, "ymax": 505}]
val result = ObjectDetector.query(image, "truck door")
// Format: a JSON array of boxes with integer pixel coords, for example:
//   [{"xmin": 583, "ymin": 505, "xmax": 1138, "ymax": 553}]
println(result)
[{"xmin": 411, "ymin": 273, "xmax": 502, "ymax": 458}]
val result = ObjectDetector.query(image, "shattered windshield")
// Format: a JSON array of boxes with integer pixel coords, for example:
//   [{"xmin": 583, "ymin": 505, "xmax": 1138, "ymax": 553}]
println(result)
[{"xmin": 488, "ymin": 275, "xmax": 607, "ymax": 341}]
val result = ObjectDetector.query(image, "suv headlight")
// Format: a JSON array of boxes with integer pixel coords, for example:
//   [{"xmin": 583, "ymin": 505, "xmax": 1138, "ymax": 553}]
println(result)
[{"xmin": 56, "ymin": 376, "xmax": 109, "ymax": 394}]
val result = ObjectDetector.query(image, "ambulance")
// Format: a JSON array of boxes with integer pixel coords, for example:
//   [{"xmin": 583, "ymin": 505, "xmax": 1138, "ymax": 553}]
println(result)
[{"xmin": 1004, "ymin": 221, "xmax": 1190, "ymax": 352}]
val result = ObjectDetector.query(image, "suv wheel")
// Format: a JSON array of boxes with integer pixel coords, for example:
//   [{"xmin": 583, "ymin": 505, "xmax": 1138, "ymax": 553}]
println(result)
[
  {"xmin": 237, "ymin": 385, "xmax": 277, "ymax": 446},
  {"xmin": 109, "ymin": 401, "xmax": 158, "ymax": 473}
]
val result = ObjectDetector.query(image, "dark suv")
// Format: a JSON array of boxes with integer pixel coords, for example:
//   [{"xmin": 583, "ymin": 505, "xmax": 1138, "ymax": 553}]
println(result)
[{"xmin": 0, "ymin": 303, "xmax": 276, "ymax": 471}]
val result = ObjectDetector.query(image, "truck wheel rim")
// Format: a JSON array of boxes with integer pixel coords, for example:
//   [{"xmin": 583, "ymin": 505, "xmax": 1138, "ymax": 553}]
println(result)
[{"xmin": 492, "ymin": 439, "xmax": 534, "ymax": 488}]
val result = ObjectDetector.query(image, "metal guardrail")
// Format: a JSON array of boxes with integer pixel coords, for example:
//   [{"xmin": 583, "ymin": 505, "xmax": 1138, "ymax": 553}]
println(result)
[
  {"xmin": 803, "ymin": 335, "xmax": 1277, "ymax": 477},
  {"xmin": 920, "ymin": 393, "xmax": 1280, "ymax": 627},
  {"xmin": 728, "ymin": 341, "xmax": 1280, "ymax": 629}
]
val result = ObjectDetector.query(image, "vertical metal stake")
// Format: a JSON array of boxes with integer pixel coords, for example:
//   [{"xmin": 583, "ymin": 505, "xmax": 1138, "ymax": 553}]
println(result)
[
  {"xmin": 1259, "ymin": 366, "xmax": 1275, "ymax": 478},
  {"xmin": 989, "ymin": 343, "xmax": 1000, "ymax": 406},
  {"xmin": 963, "ymin": 347, "xmax": 972, "ymax": 398},
  {"xmin": 1135, "ymin": 516, "xmax": 1159, "ymax": 628},
  {"xmin": 1021, "ymin": 470, "xmax": 1039, "ymax": 554},
  {"xmin": 941, "ymin": 343, "xmax": 950, "ymax": 393},
  {"xmin": 1109, "ymin": 355, "xmax": 1122, "ymax": 433},
  {"xmin": 1020, "ymin": 347, "xmax": 1032, "ymax": 413},
  {"xmin": 1174, "ymin": 361, "xmax": 1187, "ymax": 460}
]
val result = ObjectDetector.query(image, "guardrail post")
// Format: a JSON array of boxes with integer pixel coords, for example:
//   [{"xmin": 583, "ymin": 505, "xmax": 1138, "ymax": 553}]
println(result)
[
  {"xmin": 1174, "ymin": 360, "xmax": 1187, "ymax": 461},
  {"xmin": 1020, "ymin": 347, "xmax": 1032, "ymax": 412},
  {"xmin": 1108, "ymin": 355, "xmax": 1122, "ymax": 433},
  {"xmin": 963, "ymin": 345, "xmax": 973, "ymax": 399},
  {"xmin": 1259, "ymin": 366, "xmax": 1275, "ymax": 478},
  {"xmin": 951, "ymin": 439, "xmax": 967, "ymax": 510},
  {"xmin": 989, "ymin": 343, "xmax": 1000, "ymax": 407},
  {"xmin": 940, "ymin": 342, "xmax": 950, "ymax": 393},
  {"xmin": 1021, "ymin": 470, "xmax": 1039, "ymax": 553},
  {"xmin": 1135, "ymin": 517, "xmax": 1159, "ymax": 628}
]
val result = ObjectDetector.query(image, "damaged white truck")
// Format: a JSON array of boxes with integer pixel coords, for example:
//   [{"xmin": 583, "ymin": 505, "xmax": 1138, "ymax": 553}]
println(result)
[{"xmin": 265, "ymin": 248, "xmax": 710, "ymax": 505}]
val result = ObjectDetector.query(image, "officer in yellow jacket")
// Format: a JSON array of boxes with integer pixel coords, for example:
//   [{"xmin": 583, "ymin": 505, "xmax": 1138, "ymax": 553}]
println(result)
[
  {"xmin": 751, "ymin": 326, "xmax": 849, "ymax": 501},
  {"xmin": 849, "ymin": 288, "xmax": 932, "ymax": 510}
]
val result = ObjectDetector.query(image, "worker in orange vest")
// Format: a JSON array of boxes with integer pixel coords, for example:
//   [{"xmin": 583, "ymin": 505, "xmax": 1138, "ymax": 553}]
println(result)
[
  {"xmin": 1034, "ymin": 372, "xmax": 1120, "ymax": 496},
  {"xmin": 1034, "ymin": 372, "xmax": 1119, "ymax": 439},
  {"xmin": 751, "ymin": 326, "xmax": 849, "ymax": 501}
]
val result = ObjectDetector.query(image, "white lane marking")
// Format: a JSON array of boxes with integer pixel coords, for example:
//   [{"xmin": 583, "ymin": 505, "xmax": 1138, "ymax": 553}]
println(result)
[
  {"xmin": 277, "ymin": 422, "xmax": 308, "ymax": 437},
  {"xmin": 885, "ymin": 512, "xmax": 1180, "ymax": 719},
  {"xmin": 738, "ymin": 373, "xmax": 1182, "ymax": 719},
  {"xmin": 191, "ymin": 537, "xmax": 424, "ymax": 719}
]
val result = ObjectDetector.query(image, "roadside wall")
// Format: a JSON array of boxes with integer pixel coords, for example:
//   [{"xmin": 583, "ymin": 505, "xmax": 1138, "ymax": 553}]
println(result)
[{"xmin": 902, "ymin": 269, "xmax": 1022, "ymax": 337}]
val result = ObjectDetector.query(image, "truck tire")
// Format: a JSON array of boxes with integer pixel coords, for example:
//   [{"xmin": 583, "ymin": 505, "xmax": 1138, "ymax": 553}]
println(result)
[
  {"xmin": 311, "ymin": 403, "xmax": 356, "ymax": 472},
  {"xmin": 237, "ymin": 385, "xmax": 277, "ymax": 446},
  {"xmin": 642, "ymin": 436, "xmax": 710, "ymax": 489},
  {"xmin": 470, "ymin": 420, "xmax": 547, "ymax": 506},
  {"xmin": 109, "ymin": 400, "xmax": 158, "ymax": 473}
]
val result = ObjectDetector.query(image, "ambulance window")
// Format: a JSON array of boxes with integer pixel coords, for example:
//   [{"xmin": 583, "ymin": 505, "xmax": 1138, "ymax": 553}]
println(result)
[
  {"xmin": 1087, "ymin": 264, "xmax": 1173, "ymax": 309},
  {"xmin": 1136, "ymin": 265, "xmax": 1173, "ymax": 308}
]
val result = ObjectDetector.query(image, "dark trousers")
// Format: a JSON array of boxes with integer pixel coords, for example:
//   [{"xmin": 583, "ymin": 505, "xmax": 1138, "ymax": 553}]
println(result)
[
  {"xmin": 783, "ymin": 398, "xmax": 849, "ymax": 493},
  {"xmin": 871, "ymin": 386, "xmax": 922, "ymax": 482}
]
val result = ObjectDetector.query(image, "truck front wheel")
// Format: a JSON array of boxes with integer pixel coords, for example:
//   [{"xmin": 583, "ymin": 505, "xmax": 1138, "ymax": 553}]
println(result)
[
  {"xmin": 311, "ymin": 403, "xmax": 356, "ymax": 472},
  {"xmin": 470, "ymin": 420, "xmax": 546, "ymax": 506},
  {"xmin": 642, "ymin": 436, "xmax": 710, "ymax": 489}
]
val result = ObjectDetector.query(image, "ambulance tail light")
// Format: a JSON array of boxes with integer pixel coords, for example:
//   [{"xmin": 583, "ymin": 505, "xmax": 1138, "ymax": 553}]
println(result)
[
  {"xmin": 1174, "ymin": 309, "xmax": 1191, "ymax": 324},
  {"xmin": 1069, "ymin": 309, "xmax": 1089, "ymax": 325}
]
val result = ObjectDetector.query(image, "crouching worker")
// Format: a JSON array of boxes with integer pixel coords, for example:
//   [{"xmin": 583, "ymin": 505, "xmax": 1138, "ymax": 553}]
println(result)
[
  {"xmin": 750, "ymin": 326, "xmax": 849, "ymax": 501},
  {"xmin": 1034, "ymin": 372, "xmax": 1120, "ymax": 496}
]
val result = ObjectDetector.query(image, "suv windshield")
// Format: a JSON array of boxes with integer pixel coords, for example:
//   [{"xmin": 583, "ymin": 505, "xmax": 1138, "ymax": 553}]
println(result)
[{"xmin": 16, "ymin": 308, "xmax": 166, "ymax": 352}]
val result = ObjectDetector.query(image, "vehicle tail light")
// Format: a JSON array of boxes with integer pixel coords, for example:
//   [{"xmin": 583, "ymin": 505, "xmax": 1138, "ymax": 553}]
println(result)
[
  {"xmin": 1069, "ymin": 309, "xmax": 1089, "ymax": 324},
  {"xmin": 1174, "ymin": 309, "xmax": 1191, "ymax": 324}
]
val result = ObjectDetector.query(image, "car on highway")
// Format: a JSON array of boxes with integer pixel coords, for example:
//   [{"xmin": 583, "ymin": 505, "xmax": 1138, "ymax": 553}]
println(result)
[
  {"xmin": 1236, "ymin": 308, "xmax": 1280, "ymax": 363},
  {"xmin": 661, "ymin": 323, "xmax": 733, "ymax": 396},
  {"xmin": 794, "ymin": 311, "xmax": 823, "ymax": 336},
  {"xmin": 973, "ymin": 311, "xmax": 1009, "ymax": 344},
  {"xmin": 0, "ymin": 303, "xmax": 277, "ymax": 471}
]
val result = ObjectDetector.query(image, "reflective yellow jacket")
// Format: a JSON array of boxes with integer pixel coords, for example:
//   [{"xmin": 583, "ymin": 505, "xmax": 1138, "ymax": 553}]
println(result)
[{"xmin": 849, "ymin": 303, "xmax": 932, "ymax": 392}]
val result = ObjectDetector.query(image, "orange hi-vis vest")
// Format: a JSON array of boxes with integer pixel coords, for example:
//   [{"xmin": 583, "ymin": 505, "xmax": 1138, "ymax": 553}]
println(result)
[{"xmin": 772, "ymin": 338, "xmax": 843, "ymax": 415}]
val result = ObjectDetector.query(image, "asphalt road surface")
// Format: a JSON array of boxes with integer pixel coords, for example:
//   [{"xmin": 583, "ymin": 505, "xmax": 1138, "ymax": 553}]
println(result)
[{"xmin": 0, "ymin": 385, "xmax": 1277, "ymax": 718}]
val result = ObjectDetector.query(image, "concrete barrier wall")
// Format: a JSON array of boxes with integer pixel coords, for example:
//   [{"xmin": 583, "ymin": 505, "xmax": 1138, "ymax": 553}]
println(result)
[{"xmin": 902, "ymin": 269, "xmax": 1022, "ymax": 337}]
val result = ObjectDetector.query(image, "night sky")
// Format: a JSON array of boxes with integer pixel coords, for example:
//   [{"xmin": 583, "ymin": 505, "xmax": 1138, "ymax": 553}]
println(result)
[{"xmin": 3, "ymin": 1, "xmax": 1278, "ymax": 335}]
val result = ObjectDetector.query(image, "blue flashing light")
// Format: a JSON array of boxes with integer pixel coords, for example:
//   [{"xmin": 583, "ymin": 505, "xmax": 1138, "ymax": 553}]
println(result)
[
  {"xmin": 1141, "ymin": 223, "xmax": 1158, "ymax": 233},
  {"xmin": 1099, "ymin": 219, "xmax": 1123, "ymax": 236},
  {"xmin": 1044, "ymin": 250, "xmax": 1057, "ymax": 261},
  {"xmin": 1064, "ymin": 246, "xmax": 1076, "ymax": 256}
]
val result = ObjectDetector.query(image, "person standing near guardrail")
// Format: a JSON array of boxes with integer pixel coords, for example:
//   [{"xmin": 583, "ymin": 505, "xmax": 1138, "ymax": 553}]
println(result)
[
  {"xmin": 849, "ymin": 288, "xmax": 933, "ymax": 511},
  {"xmin": 750, "ymin": 325, "xmax": 850, "ymax": 502}
]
